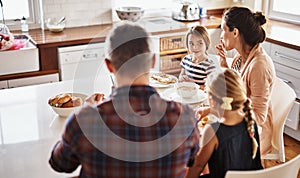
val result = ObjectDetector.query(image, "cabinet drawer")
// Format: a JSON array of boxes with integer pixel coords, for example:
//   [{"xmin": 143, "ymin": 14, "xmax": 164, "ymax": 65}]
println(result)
[
  {"xmin": 274, "ymin": 63, "xmax": 300, "ymax": 97},
  {"xmin": 270, "ymin": 43, "xmax": 300, "ymax": 72},
  {"xmin": 0, "ymin": 80, "xmax": 8, "ymax": 89},
  {"xmin": 285, "ymin": 100, "xmax": 300, "ymax": 130},
  {"xmin": 8, "ymin": 73, "xmax": 59, "ymax": 88}
]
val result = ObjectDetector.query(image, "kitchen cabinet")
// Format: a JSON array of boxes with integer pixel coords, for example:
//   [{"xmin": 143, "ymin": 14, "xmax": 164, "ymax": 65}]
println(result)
[
  {"xmin": 0, "ymin": 80, "xmax": 8, "ymax": 89},
  {"xmin": 0, "ymin": 73, "xmax": 59, "ymax": 89},
  {"xmin": 263, "ymin": 41, "xmax": 300, "ymax": 141}
]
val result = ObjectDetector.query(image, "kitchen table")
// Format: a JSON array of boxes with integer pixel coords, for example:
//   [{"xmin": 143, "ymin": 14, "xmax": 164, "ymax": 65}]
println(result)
[
  {"xmin": 0, "ymin": 78, "xmax": 113, "ymax": 178},
  {"xmin": 0, "ymin": 76, "xmax": 207, "ymax": 177}
]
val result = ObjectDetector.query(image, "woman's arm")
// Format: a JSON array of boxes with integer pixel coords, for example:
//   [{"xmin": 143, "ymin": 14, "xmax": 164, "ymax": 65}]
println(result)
[{"xmin": 185, "ymin": 125, "xmax": 218, "ymax": 178}]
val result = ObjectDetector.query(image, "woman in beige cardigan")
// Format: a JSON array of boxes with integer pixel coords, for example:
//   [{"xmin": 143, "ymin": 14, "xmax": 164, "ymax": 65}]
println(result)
[{"xmin": 215, "ymin": 6, "xmax": 276, "ymax": 156}]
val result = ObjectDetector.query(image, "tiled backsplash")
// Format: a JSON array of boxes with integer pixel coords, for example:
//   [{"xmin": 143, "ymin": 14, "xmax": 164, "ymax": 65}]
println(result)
[
  {"xmin": 42, "ymin": 0, "xmax": 234, "ymax": 28},
  {"xmin": 42, "ymin": 0, "xmax": 113, "ymax": 28}
]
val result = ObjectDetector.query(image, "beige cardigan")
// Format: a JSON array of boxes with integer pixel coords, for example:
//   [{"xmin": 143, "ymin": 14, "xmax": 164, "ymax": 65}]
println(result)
[{"xmin": 231, "ymin": 44, "xmax": 276, "ymax": 156}]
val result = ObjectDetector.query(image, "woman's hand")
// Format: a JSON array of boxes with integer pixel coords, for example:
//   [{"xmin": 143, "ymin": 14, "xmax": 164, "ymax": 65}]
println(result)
[
  {"xmin": 85, "ymin": 93, "xmax": 105, "ymax": 105},
  {"xmin": 215, "ymin": 39, "xmax": 229, "ymax": 68}
]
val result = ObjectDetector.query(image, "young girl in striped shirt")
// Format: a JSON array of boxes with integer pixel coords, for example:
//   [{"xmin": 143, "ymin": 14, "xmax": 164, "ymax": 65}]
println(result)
[{"xmin": 179, "ymin": 26, "xmax": 216, "ymax": 90}]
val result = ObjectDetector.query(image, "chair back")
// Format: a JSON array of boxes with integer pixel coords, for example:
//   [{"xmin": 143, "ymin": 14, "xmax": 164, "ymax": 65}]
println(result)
[
  {"xmin": 225, "ymin": 154, "xmax": 300, "ymax": 178},
  {"xmin": 263, "ymin": 77, "xmax": 296, "ymax": 162}
]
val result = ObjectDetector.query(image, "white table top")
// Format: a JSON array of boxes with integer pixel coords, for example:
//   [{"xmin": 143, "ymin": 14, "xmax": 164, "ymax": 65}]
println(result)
[
  {"xmin": 0, "ymin": 77, "xmax": 206, "ymax": 177},
  {"xmin": 0, "ymin": 78, "xmax": 113, "ymax": 178}
]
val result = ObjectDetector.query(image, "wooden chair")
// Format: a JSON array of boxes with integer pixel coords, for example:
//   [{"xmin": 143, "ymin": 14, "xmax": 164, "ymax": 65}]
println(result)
[
  {"xmin": 225, "ymin": 154, "xmax": 300, "ymax": 178},
  {"xmin": 262, "ymin": 77, "xmax": 296, "ymax": 162}
]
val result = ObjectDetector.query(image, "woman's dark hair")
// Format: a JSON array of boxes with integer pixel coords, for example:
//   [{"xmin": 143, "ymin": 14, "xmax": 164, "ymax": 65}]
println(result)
[{"xmin": 223, "ymin": 6, "xmax": 267, "ymax": 47}]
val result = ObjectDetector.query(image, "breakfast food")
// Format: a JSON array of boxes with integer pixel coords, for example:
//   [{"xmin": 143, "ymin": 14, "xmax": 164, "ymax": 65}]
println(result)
[
  {"xmin": 48, "ymin": 93, "xmax": 83, "ymax": 108},
  {"xmin": 198, "ymin": 116, "xmax": 209, "ymax": 128},
  {"xmin": 150, "ymin": 73, "xmax": 177, "ymax": 84}
]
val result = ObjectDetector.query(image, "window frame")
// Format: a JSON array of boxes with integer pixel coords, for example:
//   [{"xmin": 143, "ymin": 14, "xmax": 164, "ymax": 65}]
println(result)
[
  {"xmin": 268, "ymin": 0, "xmax": 300, "ymax": 25},
  {"xmin": 1, "ymin": 0, "xmax": 42, "ymax": 31}
]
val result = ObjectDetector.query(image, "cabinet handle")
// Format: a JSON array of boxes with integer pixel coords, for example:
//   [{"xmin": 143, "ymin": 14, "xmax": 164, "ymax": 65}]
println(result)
[
  {"xmin": 280, "ymin": 77, "xmax": 292, "ymax": 84},
  {"xmin": 275, "ymin": 51, "xmax": 300, "ymax": 63}
]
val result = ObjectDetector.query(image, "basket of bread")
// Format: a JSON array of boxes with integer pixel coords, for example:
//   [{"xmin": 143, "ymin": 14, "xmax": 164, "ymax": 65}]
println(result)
[{"xmin": 48, "ymin": 93, "xmax": 87, "ymax": 117}]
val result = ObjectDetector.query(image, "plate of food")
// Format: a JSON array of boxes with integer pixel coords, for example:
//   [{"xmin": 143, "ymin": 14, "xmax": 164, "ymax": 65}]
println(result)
[{"xmin": 149, "ymin": 72, "xmax": 178, "ymax": 88}]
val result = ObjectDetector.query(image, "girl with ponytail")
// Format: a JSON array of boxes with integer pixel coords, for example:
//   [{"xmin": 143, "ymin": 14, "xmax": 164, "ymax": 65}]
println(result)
[{"xmin": 185, "ymin": 68, "xmax": 263, "ymax": 178}]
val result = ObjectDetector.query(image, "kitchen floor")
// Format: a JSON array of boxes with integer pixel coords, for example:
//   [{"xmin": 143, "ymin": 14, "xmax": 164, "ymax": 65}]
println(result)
[{"xmin": 264, "ymin": 134, "xmax": 300, "ymax": 178}]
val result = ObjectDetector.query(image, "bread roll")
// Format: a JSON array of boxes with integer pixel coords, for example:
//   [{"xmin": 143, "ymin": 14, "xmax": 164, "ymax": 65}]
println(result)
[
  {"xmin": 61, "ymin": 96, "xmax": 83, "ymax": 108},
  {"xmin": 48, "ymin": 93, "xmax": 83, "ymax": 108}
]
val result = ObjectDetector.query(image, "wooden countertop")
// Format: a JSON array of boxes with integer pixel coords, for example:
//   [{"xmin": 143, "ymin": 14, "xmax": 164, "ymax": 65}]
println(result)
[
  {"xmin": 23, "ymin": 16, "xmax": 300, "ymax": 51},
  {"xmin": 264, "ymin": 20, "xmax": 300, "ymax": 50}
]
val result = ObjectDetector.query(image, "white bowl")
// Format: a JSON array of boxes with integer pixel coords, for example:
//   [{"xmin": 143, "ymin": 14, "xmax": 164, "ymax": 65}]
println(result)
[
  {"xmin": 175, "ymin": 82, "xmax": 198, "ymax": 98},
  {"xmin": 49, "ymin": 93, "xmax": 87, "ymax": 117},
  {"xmin": 115, "ymin": 7, "xmax": 144, "ymax": 22}
]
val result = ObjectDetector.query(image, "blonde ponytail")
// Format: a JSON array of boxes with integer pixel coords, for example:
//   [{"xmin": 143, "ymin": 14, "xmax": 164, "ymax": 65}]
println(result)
[{"xmin": 243, "ymin": 99, "xmax": 258, "ymax": 159}]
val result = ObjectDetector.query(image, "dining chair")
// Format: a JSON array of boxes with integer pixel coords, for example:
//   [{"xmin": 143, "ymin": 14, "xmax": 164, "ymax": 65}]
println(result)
[
  {"xmin": 225, "ymin": 154, "xmax": 300, "ymax": 178},
  {"xmin": 262, "ymin": 77, "xmax": 296, "ymax": 162}
]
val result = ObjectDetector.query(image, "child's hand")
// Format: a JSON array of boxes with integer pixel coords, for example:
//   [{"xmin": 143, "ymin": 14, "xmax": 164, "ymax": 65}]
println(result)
[{"xmin": 179, "ymin": 74, "xmax": 193, "ymax": 82}]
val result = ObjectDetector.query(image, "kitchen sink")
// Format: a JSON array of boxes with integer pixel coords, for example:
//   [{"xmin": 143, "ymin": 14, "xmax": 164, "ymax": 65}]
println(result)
[{"xmin": 0, "ymin": 35, "xmax": 39, "ymax": 76}]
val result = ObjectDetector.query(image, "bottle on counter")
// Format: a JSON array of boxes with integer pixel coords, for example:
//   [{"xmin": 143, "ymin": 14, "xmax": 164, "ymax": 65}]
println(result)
[{"xmin": 21, "ymin": 16, "xmax": 28, "ymax": 32}]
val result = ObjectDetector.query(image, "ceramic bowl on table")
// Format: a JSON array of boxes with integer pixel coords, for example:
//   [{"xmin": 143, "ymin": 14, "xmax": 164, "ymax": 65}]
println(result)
[
  {"xmin": 115, "ymin": 7, "xmax": 144, "ymax": 22},
  {"xmin": 48, "ymin": 93, "xmax": 87, "ymax": 117},
  {"xmin": 175, "ymin": 82, "xmax": 198, "ymax": 98}
]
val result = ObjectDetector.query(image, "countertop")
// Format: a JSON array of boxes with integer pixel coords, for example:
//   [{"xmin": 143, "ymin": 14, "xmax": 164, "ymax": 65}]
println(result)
[{"xmin": 24, "ymin": 16, "xmax": 300, "ymax": 50}]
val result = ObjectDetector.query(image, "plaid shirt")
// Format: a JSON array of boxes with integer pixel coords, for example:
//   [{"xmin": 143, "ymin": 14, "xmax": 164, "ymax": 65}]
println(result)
[{"xmin": 49, "ymin": 85, "xmax": 200, "ymax": 178}]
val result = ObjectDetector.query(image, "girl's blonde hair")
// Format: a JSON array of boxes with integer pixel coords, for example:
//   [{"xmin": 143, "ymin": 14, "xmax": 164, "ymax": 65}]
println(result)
[
  {"xmin": 185, "ymin": 25, "xmax": 211, "ymax": 55},
  {"xmin": 207, "ymin": 68, "xmax": 258, "ymax": 159}
]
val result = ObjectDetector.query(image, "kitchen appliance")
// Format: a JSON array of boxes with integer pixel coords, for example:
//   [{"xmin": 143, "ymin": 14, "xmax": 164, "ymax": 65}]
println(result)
[
  {"xmin": 172, "ymin": 0, "xmax": 200, "ymax": 22},
  {"xmin": 58, "ymin": 42, "xmax": 111, "ymax": 91}
]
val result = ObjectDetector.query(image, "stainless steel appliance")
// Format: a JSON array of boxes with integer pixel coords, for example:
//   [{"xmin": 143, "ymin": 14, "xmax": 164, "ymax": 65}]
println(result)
[{"xmin": 172, "ymin": 0, "xmax": 200, "ymax": 21}]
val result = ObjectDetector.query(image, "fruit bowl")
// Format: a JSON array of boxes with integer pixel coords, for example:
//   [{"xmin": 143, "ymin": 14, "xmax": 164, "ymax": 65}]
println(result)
[
  {"xmin": 115, "ymin": 7, "xmax": 144, "ymax": 22},
  {"xmin": 48, "ymin": 93, "xmax": 87, "ymax": 117}
]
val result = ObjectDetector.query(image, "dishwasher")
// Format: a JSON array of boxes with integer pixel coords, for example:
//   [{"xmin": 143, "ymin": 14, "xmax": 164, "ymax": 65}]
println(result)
[{"xmin": 58, "ymin": 42, "xmax": 112, "ymax": 94}]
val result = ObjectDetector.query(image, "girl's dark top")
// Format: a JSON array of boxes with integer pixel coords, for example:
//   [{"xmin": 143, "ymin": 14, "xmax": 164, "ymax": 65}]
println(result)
[{"xmin": 206, "ymin": 119, "xmax": 263, "ymax": 178}]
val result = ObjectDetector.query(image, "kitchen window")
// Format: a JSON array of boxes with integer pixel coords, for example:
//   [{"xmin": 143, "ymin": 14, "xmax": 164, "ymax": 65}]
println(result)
[
  {"xmin": 268, "ymin": 0, "xmax": 300, "ymax": 24},
  {"xmin": 0, "ymin": 0, "xmax": 41, "ymax": 30}
]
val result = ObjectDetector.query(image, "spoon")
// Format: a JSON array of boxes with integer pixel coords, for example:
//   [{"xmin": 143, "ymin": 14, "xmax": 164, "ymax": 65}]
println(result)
[{"xmin": 56, "ymin": 17, "xmax": 65, "ymax": 25}]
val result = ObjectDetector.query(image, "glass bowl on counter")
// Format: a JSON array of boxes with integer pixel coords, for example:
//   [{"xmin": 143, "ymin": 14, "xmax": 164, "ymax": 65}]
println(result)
[{"xmin": 46, "ymin": 17, "xmax": 66, "ymax": 33}]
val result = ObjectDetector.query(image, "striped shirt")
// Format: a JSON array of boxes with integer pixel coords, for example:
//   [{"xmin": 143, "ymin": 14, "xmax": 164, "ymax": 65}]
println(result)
[
  {"xmin": 49, "ymin": 85, "xmax": 200, "ymax": 178},
  {"xmin": 180, "ymin": 55, "xmax": 216, "ymax": 86}
]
